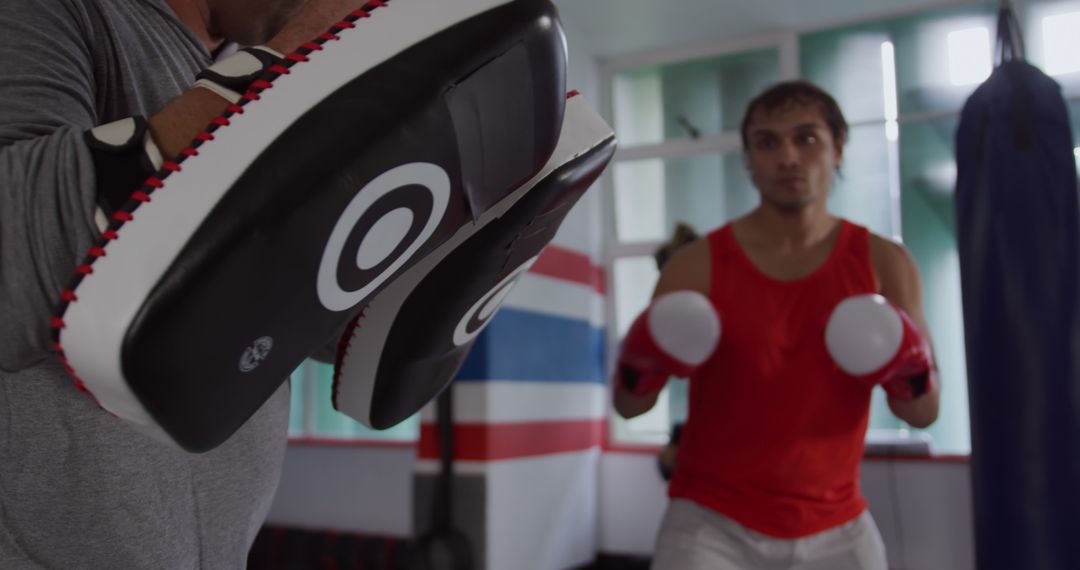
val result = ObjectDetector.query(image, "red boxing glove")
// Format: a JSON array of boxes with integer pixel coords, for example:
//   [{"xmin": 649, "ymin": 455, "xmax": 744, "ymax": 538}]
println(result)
[
  {"xmin": 617, "ymin": 291, "xmax": 721, "ymax": 396},
  {"xmin": 825, "ymin": 294, "xmax": 935, "ymax": 402}
]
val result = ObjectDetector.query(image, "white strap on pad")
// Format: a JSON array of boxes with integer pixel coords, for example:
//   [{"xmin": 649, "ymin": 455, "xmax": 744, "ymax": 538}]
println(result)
[{"xmin": 193, "ymin": 46, "xmax": 285, "ymax": 103}]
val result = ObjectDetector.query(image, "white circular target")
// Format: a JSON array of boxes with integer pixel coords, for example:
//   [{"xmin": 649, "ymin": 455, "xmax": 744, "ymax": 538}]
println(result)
[
  {"xmin": 317, "ymin": 163, "xmax": 450, "ymax": 312},
  {"xmin": 452, "ymin": 257, "xmax": 538, "ymax": 347}
]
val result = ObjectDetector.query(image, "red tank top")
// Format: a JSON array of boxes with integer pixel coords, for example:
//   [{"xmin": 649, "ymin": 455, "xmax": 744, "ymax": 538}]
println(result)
[{"xmin": 667, "ymin": 220, "xmax": 878, "ymax": 538}]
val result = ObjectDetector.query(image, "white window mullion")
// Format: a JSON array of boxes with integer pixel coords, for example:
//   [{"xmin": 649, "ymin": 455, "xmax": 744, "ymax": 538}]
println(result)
[
  {"xmin": 614, "ymin": 131, "xmax": 741, "ymax": 163},
  {"xmin": 607, "ymin": 241, "xmax": 666, "ymax": 260}
]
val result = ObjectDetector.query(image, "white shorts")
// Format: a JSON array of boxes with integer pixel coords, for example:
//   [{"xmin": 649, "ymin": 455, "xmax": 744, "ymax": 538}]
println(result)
[{"xmin": 651, "ymin": 499, "xmax": 887, "ymax": 570}]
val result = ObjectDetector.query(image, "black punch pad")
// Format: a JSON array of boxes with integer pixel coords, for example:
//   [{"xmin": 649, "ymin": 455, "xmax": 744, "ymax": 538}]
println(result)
[
  {"xmin": 333, "ymin": 94, "xmax": 616, "ymax": 429},
  {"xmin": 54, "ymin": 0, "xmax": 567, "ymax": 451}
]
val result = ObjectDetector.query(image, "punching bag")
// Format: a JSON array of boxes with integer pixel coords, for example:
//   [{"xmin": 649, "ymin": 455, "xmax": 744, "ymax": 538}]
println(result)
[{"xmin": 955, "ymin": 6, "xmax": 1080, "ymax": 569}]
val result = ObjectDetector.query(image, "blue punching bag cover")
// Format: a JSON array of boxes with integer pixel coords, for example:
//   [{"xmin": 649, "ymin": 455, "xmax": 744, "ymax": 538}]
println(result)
[{"xmin": 955, "ymin": 8, "xmax": 1080, "ymax": 568}]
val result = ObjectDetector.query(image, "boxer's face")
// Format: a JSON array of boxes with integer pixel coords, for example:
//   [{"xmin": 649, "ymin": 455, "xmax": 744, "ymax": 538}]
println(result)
[
  {"xmin": 744, "ymin": 102, "xmax": 843, "ymax": 211},
  {"xmin": 209, "ymin": 0, "xmax": 307, "ymax": 46}
]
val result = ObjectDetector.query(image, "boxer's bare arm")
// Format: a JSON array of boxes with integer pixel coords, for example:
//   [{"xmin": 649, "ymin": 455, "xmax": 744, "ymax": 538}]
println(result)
[
  {"xmin": 870, "ymin": 234, "xmax": 940, "ymax": 428},
  {"xmin": 613, "ymin": 240, "xmax": 711, "ymax": 419},
  {"xmin": 148, "ymin": 0, "xmax": 367, "ymax": 159},
  {"xmin": 147, "ymin": 88, "xmax": 232, "ymax": 161}
]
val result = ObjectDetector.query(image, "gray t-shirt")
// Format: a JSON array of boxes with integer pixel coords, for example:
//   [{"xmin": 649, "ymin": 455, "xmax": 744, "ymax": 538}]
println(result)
[{"xmin": 0, "ymin": 0, "xmax": 290, "ymax": 567}]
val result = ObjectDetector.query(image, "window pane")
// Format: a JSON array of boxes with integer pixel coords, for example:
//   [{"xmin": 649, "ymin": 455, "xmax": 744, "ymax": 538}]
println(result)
[
  {"xmin": 1027, "ymin": 2, "xmax": 1080, "ymax": 97},
  {"xmin": 828, "ymin": 122, "xmax": 897, "ymax": 237},
  {"xmin": 613, "ymin": 49, "xmax": 781, "ymax": 147},
  {"xmin": 613, "ymin": 159, "xmax": 667, "ymax": 242},
  {"xmin": 288, "ymin": 364, "xmax": 306, "ymax": 436},
  {"xmin": 613, "ymin": 69, "xmax": 663, "ymax": 148},
  {"xmin": 801, "ymin": 27, "xmax": 891, "ymax": 124},
  {"xmin": 614, "ymin": 153, "xmax": 756, "ymax": 243},
  {"xmin": 720, "ymin": 152, "xmax": 760, "ymax": 221},
  {"xmin": 891, "ymin": 5, "xmax": 997, "ymax": 116},
  {"xmin": 668, "ymin": 379, "xmax": 689, "ymax": 427},
  {"xmin": 899, "ymin": 116, "xmax": 970, "ymax": 454},
  {"xmin": 613, "ymin": 256, "xmax": 660, "ymax": 338},
  {"xmin": 801, "ymin": 5, "xmax": 997, "ymax": 119},
  {"xmin": 311, "ymin": 361, "xmax": 355, "ymax": 437}
]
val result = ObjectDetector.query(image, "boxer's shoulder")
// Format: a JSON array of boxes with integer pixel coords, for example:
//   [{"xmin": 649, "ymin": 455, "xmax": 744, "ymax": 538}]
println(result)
[
  {"xmin": 654, "ymin": 238, "xmax": 710, "ymax": 299},
  {"xmin": 868, "ymin": 232, "xmax": 920, "ymax": 300}
]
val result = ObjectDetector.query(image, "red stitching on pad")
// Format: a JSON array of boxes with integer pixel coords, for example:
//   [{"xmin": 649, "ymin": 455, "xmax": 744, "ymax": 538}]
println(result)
[
  {"xmin": 331, "ymin": 311, "xmax": 366, "ymax": 411},
  {"xmin": 52, "ymin": 0, "xmax": 396, "ymax": 411}
]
